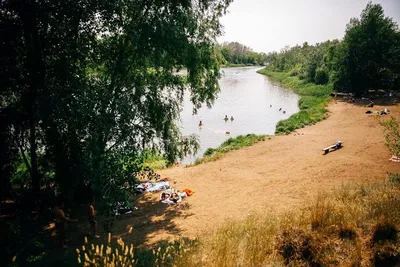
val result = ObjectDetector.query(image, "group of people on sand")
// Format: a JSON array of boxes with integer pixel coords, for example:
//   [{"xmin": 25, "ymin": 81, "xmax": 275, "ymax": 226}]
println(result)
[
  {"xmin": 160, "ymin": 192, "xmax": 181, "ymax": 203},
  {"xmin": 53, "ymin": 197, "xmax": 99, "ymax": 248}
]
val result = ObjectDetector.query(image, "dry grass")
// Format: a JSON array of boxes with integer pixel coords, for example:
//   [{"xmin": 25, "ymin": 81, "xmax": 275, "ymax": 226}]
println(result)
[
  {"xmin": 169, "ymin": 174, "xmax": 400, "ymax": 266},
  {"xmin": 85, "ymin": 174, "xmax": 400, "ymax": 266}
]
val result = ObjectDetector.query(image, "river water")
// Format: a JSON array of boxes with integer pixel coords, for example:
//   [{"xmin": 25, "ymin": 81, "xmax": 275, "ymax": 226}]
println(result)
[{"xmin": 179, "ymin": 67, "xmax": 299, "ymax": 163}]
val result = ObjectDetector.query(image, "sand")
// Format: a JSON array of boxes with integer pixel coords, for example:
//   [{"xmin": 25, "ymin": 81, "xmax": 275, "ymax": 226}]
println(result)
[{"xmin": 115, "ymin": 102, "xmax": 400, "ymax": 245}]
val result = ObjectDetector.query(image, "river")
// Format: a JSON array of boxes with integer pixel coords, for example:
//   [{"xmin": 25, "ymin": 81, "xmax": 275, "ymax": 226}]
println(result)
[{"xmin": 179, "ymin": 67, "xmax": 299, "ymax": 163}]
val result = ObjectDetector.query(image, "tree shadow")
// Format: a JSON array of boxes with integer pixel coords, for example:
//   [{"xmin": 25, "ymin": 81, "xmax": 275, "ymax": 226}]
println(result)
[
  {"xmin": 348, "ymin": 97, "xmax": 399, "ymax": 107},
  {"xmin": 111, "ymin": 192, "xmax": 194, "ymax": 246},
  {"xmin": 2, "ymin": 187, "xmax": 194, "ymax": 267}
]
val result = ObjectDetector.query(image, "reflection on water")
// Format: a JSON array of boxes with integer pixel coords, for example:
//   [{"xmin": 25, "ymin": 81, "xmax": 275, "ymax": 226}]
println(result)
[{"xmin": 180, "ymin": 67, "xmax": 299, "ymax": 163}]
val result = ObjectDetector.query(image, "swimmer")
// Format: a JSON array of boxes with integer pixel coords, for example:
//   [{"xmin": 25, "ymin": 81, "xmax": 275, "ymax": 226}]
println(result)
[
  {"xmin": 283, "ymin": 111, "xmax": 286, "ymax": 114},
  {"xmin": 230, "ymin": 116, "xmax": 234, "ymax": 121},
  {"xmin": 279, "ymin": 108, "xmax": 282, "ymax": 111}
]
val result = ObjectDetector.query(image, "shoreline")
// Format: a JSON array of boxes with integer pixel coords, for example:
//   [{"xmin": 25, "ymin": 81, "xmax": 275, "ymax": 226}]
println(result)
[
  {"xmin": 257, "ymin": 69, "xmax": 333, "ymax": 134},
  {"xmin": 154, "ymin": 101, "xmax": 399, "ymax": 237}
]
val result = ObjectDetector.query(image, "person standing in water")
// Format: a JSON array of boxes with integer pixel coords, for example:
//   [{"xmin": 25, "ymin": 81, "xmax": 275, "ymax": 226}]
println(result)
[
  {"xmin": 224, "ymin": 115, "xmax": 228, "ymax": 121},
  {"xmin": 230, "ymin": 116, "xmax": 234, "ymax": 121},
  {"xmin": 199, "ymin": 120, "xmax": 203, "ymax": 127}
]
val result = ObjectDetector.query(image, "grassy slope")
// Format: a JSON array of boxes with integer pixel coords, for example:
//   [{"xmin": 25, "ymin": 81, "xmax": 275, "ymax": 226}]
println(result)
[
  {"xmin": 75, "ymin": 174, "xmax": 400, "ymax": 267},
  {"xmin": 190, "ymin": 134, "xmax": 268, "ymax": 166},
  {"xmin": 257, "ymin": 69, "xmax": 333, "ymax": 134}
]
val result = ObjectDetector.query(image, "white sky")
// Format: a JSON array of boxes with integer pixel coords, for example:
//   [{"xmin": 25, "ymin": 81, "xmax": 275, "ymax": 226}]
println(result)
[{"xmin": 217, "ymin": 0, "xmax": 400, "ymax": 53}]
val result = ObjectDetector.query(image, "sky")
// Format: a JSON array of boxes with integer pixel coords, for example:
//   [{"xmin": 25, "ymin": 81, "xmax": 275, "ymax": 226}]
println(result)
[{"xmin": 217, "ymin": 0, "xmax": 400, "ymax": 53}]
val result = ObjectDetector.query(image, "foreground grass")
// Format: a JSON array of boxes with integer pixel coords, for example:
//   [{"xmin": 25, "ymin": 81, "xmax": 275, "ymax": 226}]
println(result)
[
  {"xmin": 142, "ymin": 173, "xmax": 400, "ymax": 266},
  {"xmin": 190, "ymin": 134, "xmax": 267, "ymax": 166},
  {"xmin": 257, "ymin": 69, "xmax": 333, "ymax": 134}
]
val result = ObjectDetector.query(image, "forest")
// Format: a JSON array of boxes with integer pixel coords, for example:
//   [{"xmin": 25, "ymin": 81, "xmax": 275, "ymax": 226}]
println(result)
[
  {"xmin": 264, "ymin": 3, "xmax": 400, "ymax": 96},
  {"xmin": 216, "ymin": 41, "xmax": 267, "ymax": 66}
]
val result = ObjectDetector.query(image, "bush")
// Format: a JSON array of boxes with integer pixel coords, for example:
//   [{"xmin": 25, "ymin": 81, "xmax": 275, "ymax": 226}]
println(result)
[
  {"xmin": 372, "ymin": 244, "xmax": 400, "ymax": 267},
  {"xmin": 314, "ymin": 68, "xmax": 329, "ymax": 85},
  {"xmin": 372, "ymin": 216, "xmax": 398, "ymax": 245},
  {"xmin": 203, "ymin": 148, "xmax": 215, "ymax": 157}
]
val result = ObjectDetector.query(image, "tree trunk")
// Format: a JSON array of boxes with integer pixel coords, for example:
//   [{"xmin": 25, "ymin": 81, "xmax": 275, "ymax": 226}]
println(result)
[{"xmin": 19, "ymin": 0, "xmax": 45, "ymax": 195}]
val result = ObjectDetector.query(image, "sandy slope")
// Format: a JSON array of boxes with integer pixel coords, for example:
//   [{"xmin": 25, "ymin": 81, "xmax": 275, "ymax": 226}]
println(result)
[{"xmin": 115, "ymin": 102, "xmax": 399, "ymax": 245}]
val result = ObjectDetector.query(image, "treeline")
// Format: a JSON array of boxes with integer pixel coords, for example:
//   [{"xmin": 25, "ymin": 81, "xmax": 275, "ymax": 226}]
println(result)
[
  {"xmin": 265, "ymin": 2, "xmax": 400, "ymax": 96},
  {"xmin": 216, "ymin": 42, "xmax": 267, "ymax": 66}
]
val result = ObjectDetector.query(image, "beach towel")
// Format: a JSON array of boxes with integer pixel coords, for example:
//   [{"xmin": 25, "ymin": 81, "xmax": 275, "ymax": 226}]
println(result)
[
  {"xmin": 389, "ymin": 155, "xmax": 400, "ymax": 162},
  {"xmin": 136, "ymin": 181, "xmax": 171, "ymax": 193}
]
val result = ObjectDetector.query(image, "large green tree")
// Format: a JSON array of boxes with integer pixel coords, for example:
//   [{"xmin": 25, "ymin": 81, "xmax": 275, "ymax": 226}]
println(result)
[
  {"xmin": 334, "ymin": 2, "xmax": 400, "ymax": 95},
  {"xmin": 0, "ymin": 0, "xmax": 232, "ymax": 200}
]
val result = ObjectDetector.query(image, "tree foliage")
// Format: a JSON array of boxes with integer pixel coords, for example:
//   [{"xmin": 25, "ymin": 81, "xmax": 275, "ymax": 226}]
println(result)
[
  {"xmin": 264, "ymin": 2, "xmax": 400, "ymax": 95},
  {"xmin": 334, "ymin": 2, "xmax": 400, "ymax": 96},
  {"xmin": 0, "ymin": 0, "xmax": 232, "ymax": 201},
  {"xmin": 216, "ymin": 41, "xmax": 267, "ymax": 66}
]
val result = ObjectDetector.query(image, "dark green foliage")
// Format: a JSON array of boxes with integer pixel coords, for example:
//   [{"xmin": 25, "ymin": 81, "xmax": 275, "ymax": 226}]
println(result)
[
  {"xmin": 334, "ymin": 2, "xmax": 400, "ymax": 96},
  {"xmin": 216, "ymin": 42, "xmax": 267, "ymax": 66},
  {"xmin": 314, "ymin": 68, "xmax": 329, "ymax": 85},
  {"xmin": 265, "ymin": 2, "xmax": 400, "ymax": 96}
]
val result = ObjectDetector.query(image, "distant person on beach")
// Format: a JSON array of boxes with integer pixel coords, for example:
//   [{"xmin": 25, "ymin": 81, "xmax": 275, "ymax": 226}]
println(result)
[
  {"xmin": 348, "ymin": 97, "xmax": 355, "ymax": 103},
  {"xmin": 230, "ymin": 116, "xmax": 234, "ymax": 121},
  {"xmin": 54, "ymin": 198, "xmax": 78, "ymax": 248},
  {"xmin": 366, "ymin": 100, "xmax": 374, "ymax": 107},
  {"xmin": 199, "ymin": 120, "xmax": 203, "ymax": 127},
  {"xmin": 88, "ymin": 198, "xmax": 99, "ymax": 238},
  {"xmin": 224, "ymin": 115, "xmax": 229, "ymax": 121}
]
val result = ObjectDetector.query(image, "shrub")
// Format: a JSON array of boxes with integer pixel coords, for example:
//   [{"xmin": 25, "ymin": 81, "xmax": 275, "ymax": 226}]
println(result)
[
  {"xmin": 314, "ymin": 68, "xmax": 329, "ymax": 85},
  {"xmin": 203, "ymin": 148, "xmax": 215, "ymax": 157},
  {"xmin": 372, "ymin": 216, "xmax": 398, "ymax": 245},
  {"xmin": 372, "ymin": 243, "xmax": 400, "ymax": 267}
]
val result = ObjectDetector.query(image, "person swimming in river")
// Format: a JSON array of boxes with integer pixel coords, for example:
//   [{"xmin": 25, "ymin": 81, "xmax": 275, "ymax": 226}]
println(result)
[
  {"xmin": 279, "ymin": 108, "xmax": 282, "ymax": 111},
  {"xmin": 199, "ymin": 120, "xmax": 203, "ymax": 127},
  {"xmin": 224, "ymin": 115, "xmax": 229, "ymax": 121},
  {"xmin": 230, "ymin": 116, "xmax": 234, "ymax": 121}
]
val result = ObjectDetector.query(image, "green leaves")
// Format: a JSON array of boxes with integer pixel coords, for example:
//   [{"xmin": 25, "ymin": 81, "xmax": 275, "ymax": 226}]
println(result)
[
  {"xmin": 335, "ymin": 2, "xmax": 400, "ymax": 95},
  {"xmin": 2, "ymin": 0, "xmax": 232, "ymax": 200}
]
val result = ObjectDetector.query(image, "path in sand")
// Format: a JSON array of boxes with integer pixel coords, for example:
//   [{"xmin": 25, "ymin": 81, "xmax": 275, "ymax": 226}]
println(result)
[{"xmin": 116, "ymin": 102, "xmax": 399, "ymax": 245}]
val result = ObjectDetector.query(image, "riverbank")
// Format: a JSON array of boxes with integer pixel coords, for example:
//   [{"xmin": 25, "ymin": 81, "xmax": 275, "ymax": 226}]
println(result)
[
  {"xmin": 152, "ymin": 101, "xmax": 399, "ymax": 242},
  {"xmin": 221, "ymin": 63, "xmax": 258, "ymax": 68},
  {"xmin": 40, "ymin": 101, "xmax": 399, "ymax": 266},
  {"xmin": 189, "ymin": 134, "xmax": 267, "ymax": 165},
  {"xmin": 257, "ymin": 69, "xmax": 332, "ymax": 134}
]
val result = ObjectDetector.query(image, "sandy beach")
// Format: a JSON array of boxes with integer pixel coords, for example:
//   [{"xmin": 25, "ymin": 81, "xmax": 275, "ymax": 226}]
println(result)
[{"xmin": 114, "ymin": 101, "xmax": 399, "ymax": 245}]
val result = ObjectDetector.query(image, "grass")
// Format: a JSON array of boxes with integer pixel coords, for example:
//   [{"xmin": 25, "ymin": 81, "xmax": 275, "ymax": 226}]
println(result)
[
  {"xmin": 74, "ymin": 172, "xmax": 399, "ymax": 267},
  {"xmin": 143, "ymin": 172, "xmax": 399, "ymax": 266},
  {"xmin": 257, "ymin": 69, "xmax": 333, "ymax": 134},
  {"xmin": 189, "ymin": 134, "xmax": 268, "ymax": 166},
  {"xmin": 141, "ymin": 151, "xmax": 167, "ymax": 170}
]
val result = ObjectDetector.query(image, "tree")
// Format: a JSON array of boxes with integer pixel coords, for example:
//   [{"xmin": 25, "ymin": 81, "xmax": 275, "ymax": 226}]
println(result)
[
  {"xmin": 1, "ymin": 0, "xmax": 232, "ymax": 201},
  {"xmin": 334, "ymin": 2, "xmax": 400, "ymax": 95}
]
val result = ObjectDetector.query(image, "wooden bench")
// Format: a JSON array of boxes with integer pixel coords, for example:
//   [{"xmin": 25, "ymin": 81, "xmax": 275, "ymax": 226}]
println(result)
[{"xmin": 323, "ymin": 141, "xmax": 343, "ymax": 154}]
